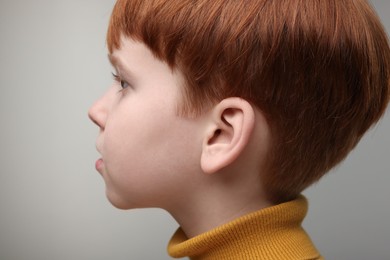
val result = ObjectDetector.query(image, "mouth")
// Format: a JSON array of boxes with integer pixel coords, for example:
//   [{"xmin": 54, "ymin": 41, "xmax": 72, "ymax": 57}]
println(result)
[{"xmin": 95, "ymin": 158, "xmax": 104, "ymax": 173}]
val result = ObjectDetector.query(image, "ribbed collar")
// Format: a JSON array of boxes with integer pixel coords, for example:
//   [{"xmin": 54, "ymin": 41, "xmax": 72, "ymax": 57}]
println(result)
[{"xmin": 168, "ymin": 195, "xmax": 322, "ymax": 260}]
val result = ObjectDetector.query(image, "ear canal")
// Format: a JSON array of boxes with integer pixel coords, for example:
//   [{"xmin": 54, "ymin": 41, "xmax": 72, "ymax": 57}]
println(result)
[{"xmin": 207, "ymin": 129, "xmax": 222, "ymax": 145}]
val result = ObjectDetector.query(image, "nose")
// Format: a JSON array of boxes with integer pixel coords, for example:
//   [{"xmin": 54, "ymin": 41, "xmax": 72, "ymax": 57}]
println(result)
[{"xmin": 88, "ymin": 95, "xmax": 107, "ymax": 130}]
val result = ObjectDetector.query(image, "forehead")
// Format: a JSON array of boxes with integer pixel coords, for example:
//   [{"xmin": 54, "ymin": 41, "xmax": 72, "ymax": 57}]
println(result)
[
  {"xmin": 109, "ymin": 36, "xmax": 185, "ymax": 88},
  {"xmin": 107, "ymin": 37, "xmax": 147, "ymax": 76}
]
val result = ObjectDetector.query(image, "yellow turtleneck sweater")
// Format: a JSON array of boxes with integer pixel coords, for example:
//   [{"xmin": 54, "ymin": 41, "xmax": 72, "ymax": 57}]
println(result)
[{"xmin": 168, "ymin": 195, "xmax": 323, "ymax": 259}]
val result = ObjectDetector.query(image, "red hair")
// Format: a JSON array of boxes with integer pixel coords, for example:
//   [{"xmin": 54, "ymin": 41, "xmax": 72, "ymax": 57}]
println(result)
[{"xmin": 107, "ymin": 0, "xmax": 390, "ymax": 202}]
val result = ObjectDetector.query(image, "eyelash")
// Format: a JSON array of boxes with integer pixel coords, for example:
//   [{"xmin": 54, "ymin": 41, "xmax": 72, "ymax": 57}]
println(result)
[{"xmin": 111, "ymin": 72, "xmax": 129, "ymax": 90}]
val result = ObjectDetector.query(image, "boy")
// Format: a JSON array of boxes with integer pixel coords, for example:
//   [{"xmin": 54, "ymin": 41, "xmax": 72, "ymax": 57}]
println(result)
[{"xmin": 88, "ymin": 0, "xmax": 390, "ymax": 259}]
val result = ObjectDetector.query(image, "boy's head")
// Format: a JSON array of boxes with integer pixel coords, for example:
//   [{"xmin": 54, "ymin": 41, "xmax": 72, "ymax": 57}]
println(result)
[{"xmin": 98, "ymin": 0, "xmax": 390, "ymax": 204}]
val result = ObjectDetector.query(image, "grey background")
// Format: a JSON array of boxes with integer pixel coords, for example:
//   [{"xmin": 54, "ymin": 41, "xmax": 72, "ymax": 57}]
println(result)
[{"xmin": 0, "ymin": 0, "xmax": 388, "ymax": 259}]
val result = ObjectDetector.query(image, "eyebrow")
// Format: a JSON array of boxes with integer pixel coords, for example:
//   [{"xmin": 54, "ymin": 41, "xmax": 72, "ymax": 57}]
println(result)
[
  {"xmin": 108, "ymin": 54, "xmax": 136, "ymax": 79},
  {"xmin": 108, "ymin": 53, "xmax": 120, "ymax": 67}
]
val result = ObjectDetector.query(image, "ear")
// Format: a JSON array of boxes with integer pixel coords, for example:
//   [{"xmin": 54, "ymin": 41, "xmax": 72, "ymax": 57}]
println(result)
[{"xmin": 201, "ymin": 97, "xmax": 255, "ymax": 174}]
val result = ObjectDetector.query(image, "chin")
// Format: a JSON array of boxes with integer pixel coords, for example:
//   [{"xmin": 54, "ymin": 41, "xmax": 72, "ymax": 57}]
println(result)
[{"xmin": 105, "ymin": 190, "xmax": 134, "ymax": 210}]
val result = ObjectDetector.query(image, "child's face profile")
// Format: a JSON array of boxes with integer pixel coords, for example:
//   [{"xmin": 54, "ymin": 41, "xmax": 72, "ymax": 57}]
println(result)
[{"xmin": 88, "ymin": 37, "xmax": 204, "ymax": 210}]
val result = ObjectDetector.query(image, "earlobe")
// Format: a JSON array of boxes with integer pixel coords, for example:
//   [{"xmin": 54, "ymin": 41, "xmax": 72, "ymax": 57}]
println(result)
[{"xmin": 201, "ymin": 98, "xmax": 255, "ymax": 174}]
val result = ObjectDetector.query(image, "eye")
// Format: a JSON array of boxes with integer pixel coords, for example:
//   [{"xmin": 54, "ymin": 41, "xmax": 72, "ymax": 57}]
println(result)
[
  {"xmin": 120, "ymin": 80, "xmax": 129, "ymax": 89},
  {"xmin": 112, "ymin": 72, "xmax": 130, "ymax": 89}
]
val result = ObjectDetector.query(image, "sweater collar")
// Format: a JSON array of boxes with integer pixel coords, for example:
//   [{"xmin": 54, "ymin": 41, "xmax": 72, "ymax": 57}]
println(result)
[{"xmin": 168, "ymin": 195, "xmax": 321, "ymax": 259}]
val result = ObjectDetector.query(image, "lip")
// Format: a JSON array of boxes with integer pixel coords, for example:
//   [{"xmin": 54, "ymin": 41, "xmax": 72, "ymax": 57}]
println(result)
[{"xmin": 95, "ymin": 158, "xmax": 104, "ymax": 172}]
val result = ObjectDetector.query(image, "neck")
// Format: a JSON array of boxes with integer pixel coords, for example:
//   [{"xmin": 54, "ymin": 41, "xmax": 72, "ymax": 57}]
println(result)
[{"xmin": 167, "ymin": 170, "xmax": 272, "ymax": 238}]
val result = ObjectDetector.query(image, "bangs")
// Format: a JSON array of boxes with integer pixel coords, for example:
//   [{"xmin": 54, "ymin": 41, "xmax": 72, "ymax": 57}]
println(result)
[{"xmin": 107, "ymin": 0, "xmax": 195, "ymax": 67}]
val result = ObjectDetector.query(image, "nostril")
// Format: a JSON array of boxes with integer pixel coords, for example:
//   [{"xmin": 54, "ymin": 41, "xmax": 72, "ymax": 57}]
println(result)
[{"xmin": 91, "ymin": 117, "xmax": 99, "ymax": 127}]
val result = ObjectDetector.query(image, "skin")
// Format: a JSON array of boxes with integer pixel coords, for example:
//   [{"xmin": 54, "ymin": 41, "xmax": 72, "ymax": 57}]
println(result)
[{"xmin": 88, "ymin": 36, "xmax": 272, "ymax": 238}]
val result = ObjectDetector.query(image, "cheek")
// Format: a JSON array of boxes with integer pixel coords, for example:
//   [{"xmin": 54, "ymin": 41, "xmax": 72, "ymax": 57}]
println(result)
[
  {"xmin": 102, "ymin": 100, "xmax": 176, "ymax": 173},
  {"xmin": 102, "ymin": 90, "xmax": 202, "ymax": 170}
]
